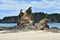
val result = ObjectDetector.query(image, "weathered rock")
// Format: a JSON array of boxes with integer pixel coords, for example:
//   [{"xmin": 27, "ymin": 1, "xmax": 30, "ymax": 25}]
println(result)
[
  {"xmin": 17, "ymin": 7, "xmax": 34, "ymax": 29},
  {"xmin": 16, "ymin": 7, "xmax": 50, "ymax": 30},
  {"xmin": 37, "ymin": 18, "xmax": 49, "ymax": 30}
]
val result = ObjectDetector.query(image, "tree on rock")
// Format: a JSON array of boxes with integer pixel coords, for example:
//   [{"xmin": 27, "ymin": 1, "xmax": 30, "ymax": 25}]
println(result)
[
  {"xmin": 18, "ymin": 9, "xmax": 24, "ymax": 19},
  {"xmin": 26, "ymin": 7, "xmax": 32, "ymax": 15}
]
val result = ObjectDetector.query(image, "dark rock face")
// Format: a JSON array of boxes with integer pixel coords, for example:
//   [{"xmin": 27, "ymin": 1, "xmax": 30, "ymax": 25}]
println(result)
[
  {"xmin": 45, "ymin": 29, "xmax": 60, "ymax": 33},
  {"xmin": 0, "ymin": 27, "xmax": 15, "ymax": 31},
  {"xmin": 43, "ymin": 27, "xmax": 60, "ymax": 33}
]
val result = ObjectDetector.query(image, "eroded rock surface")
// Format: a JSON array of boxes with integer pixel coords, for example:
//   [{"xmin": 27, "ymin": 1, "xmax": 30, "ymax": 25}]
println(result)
[
  {"xmin": 37, "ymin": 18, "xmax": 49, "ymax": 30},
  {"xmin": 16, "ymin": 7, "xmax": 34, "ymax": 29}
]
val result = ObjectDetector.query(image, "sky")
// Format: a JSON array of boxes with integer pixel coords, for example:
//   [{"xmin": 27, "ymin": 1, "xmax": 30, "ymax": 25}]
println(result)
[{"xmin": 0, "ymin": 0, "xmax": 60, "ymax": 19}]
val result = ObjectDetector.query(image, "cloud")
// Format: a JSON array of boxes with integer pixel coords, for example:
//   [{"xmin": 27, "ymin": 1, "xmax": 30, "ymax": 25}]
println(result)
[
  {"xmin": 0, "ymin": 0, "xmax": 56, "ymax": 10},
  {"xmin": 52, "ymin": 10, "xmax": 60, "ymax": 13},
  {"xmin": 30, "ymin": 1, "xmax": 55, "ymax": 9},
  {"xmin": 0, "ymin": 10, "xmax": 19, "ymax": 19},
  {"xmin": 0, "ymin": 0, "xmax": 60, "ymax": 10},
  {"xmin": 0, "ymin": 0, "xmax": 60, "ymax": 19}
]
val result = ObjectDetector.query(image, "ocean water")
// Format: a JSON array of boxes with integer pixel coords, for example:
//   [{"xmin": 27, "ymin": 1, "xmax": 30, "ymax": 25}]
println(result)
[
  {"xmin": 0, "ymin": 23, "xmax": 17, "ymax": 27},
  {"xmin": 48, "ymin": 23, "xmax": 60, "ymax": 28},
  {"xmin": 0, "ymin": 23, "xmax": 60, "ymax": 28}
]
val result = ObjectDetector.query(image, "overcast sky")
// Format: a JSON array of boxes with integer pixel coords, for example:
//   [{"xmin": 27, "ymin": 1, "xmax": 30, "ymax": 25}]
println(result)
[{"xmin": 0, "ymin": 0, "xmax": 60, "ymax": 19}]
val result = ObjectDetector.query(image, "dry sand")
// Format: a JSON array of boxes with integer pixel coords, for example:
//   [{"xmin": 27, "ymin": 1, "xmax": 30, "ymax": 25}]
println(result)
[{"xmin": 0, "ymin": 30, "xmax": 60, "ymax": 40}]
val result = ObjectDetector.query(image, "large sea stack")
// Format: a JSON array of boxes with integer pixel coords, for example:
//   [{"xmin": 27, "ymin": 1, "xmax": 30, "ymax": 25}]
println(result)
[{"xmin": 16, "ymin": 7, "xmax": 34, "ymax": 29}]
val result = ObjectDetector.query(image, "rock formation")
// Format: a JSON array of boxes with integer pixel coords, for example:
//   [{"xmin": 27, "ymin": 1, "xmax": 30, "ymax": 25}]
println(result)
[
  {"xmin": 16, "ymin": 7, "xmax": 49, "ymax": 30},
  {"xmin": 37, "ymin": 18, "xmax": 49, "ymax": 30},
  {"xmin": 17, "ymin": 7, "xmax": 34, "ymax": 29},
  {"xmin": 17, "ymin": 9, "xmax": 24, "ymax": 26}
]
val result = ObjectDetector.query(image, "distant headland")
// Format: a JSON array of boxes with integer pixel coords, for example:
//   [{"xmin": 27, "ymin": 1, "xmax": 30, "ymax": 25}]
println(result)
[{"xmin": 0, "ymin": 12, "xmax": 60, "ymax": 23}]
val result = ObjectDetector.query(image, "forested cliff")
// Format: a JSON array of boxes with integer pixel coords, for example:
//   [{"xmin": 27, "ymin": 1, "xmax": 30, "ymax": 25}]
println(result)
[{"xmin": 0, "ymin": 12, "xmax": 60, "ymax": 23}]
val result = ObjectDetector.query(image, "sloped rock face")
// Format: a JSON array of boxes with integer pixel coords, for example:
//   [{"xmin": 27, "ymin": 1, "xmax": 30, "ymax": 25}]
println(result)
[{"xmin": 16, "ymin": 7, "xmax": 34, "ymax": 29}]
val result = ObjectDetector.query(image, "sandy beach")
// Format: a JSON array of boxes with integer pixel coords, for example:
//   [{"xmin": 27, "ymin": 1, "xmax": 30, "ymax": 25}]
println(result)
[{"xmin": 0, "ymin": 30, "xmax": 60, "ymax": 40}]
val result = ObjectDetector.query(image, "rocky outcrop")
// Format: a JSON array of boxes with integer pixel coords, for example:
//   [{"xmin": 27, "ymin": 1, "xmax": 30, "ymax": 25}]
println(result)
[
  {"xmin": 16, "ymin": 7, "xmax": 34, "ymax": 29},
  {"xmin": 36, "ymin": 18, "xmax": 49, "ymax": 30}
]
